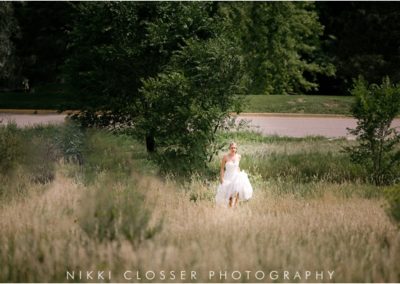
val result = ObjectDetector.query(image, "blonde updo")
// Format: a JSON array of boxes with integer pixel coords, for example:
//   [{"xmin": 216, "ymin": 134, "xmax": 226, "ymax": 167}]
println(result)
[{"xmin": 229, "ymin": 141, "xmax": 238, "ymax": 152}]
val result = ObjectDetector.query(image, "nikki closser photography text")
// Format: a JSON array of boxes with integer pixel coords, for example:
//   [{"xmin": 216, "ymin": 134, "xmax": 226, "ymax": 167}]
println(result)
[{"xmin": 0, "ymin": 1, "xmax": 400, "ymax": 283}]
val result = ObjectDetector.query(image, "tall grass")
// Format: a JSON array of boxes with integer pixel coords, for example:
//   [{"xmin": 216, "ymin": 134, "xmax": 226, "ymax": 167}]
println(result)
[
  {"xmin": 0, "ymin": 168, "xmax": 399, "ymax": 282},
  {"xmin": 0, "ymin": 121, "xmax": 90, "ymax": 200},
  {"xmin": 0, "ymin": 127, "xmax": 399, "ymax": 282},
  {"xmin": 241, "ymin": 151, "xmax": 366, "ymax": 184}
]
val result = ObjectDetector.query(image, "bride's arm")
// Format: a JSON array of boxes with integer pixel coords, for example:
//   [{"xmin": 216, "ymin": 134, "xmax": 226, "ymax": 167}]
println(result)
[
  {"xmin": 238, "ymin": 154, "xmax": 241, "ymax": 172},
  {"xmin": 220, "ymin": 155, "xmax": 226, "ymax": 184}
]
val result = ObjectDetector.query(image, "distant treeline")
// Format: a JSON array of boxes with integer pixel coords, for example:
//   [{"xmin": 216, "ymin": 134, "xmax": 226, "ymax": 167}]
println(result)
[{"xmin": 1, "ymin": 1, "xmax": 400, "ymax": 95}]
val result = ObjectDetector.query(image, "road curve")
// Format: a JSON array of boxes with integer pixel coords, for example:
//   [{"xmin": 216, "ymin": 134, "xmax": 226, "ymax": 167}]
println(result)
[{"xmin": 1, "ymin": 112, "xmax": 400, "ymax": 139}]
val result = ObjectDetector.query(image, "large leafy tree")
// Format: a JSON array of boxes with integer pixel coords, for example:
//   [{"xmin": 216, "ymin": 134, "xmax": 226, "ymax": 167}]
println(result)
[
  {"xmin": 65, "ymin": 2, "xmax": 217, "ymax": 111},
  {"xmin": 219, "ymin": 2, "xmax": 334, "ymax": 95},
  {"xmin": 65, "ymin": 2, "xmax": 245, "ymax": 172},
  {"xmin": 138, "ymin": 37, "xmax": 245, "ymax": 172}
]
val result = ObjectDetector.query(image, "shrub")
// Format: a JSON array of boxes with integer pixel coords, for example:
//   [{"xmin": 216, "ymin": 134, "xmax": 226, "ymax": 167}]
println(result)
[
  {"xmin": 55, "ymin": 120, "xmax": 85, "ymax": 164},
  {"xmin": 384, "ymin": 185, "xmax": 400, "ymax": 223},
  {"xmin": 81, "ymin": 130, "xmax": 137, "ymax": 184},
  {"xmin": 345, "ymin": 76, "xmax": 400, "ymax": 185},
  {"xmin": 78, "ymin": 130, "xmax": 162, "ymax": 244},
  {"xmin": 0, "ymin": 122, "xmax": 23, "ymax": 173},
  {"xmin": 21, "ymin": 125, "xmax": 63, "ymax": 184},
  {"xmin": 78, "ymin": 176, "xmax": 160, "ymax": 245}
]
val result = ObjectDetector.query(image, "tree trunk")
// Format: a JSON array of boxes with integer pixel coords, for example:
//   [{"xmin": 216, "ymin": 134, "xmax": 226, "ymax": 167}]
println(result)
[{"xmin": 146, "ymin": 133, "xmax": 156, "ymax": 153}]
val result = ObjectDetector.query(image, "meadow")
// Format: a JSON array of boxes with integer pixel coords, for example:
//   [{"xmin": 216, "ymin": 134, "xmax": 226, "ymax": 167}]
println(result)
[
  {"xmin": 243, "ymin": 95, "xmax": 354, "ymax": 115},
  {"xmin": 0, "ymin": 122, "xmax": 399, "ymax": 283}
]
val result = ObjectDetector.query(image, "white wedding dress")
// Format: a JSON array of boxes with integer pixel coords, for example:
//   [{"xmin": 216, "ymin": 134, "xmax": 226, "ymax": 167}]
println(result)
[{"xmin": 215, "ymin": 158, "xmax": 253, "ymax": 207}]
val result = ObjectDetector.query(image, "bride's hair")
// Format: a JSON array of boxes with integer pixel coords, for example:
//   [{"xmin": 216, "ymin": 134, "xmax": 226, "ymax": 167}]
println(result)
[{"xmin": 229, "ymin": 141, "xmax": 237, "ymax": 149}]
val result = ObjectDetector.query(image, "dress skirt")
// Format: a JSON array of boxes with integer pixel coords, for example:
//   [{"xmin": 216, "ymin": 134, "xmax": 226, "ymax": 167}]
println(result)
[{"xmin": 215, "ymin": 171, "xmax": 253, "ymax": 207}]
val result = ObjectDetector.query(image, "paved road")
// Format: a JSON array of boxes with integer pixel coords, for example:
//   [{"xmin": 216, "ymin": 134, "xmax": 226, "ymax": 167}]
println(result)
[
  {"xmin": 237, "ymin": 115, "xmax": 361, "ymax": 139},
  {"xmin": 0, "ymin": 113, "xmax": 67, "ymax": 127},
  {"xmin": 1, "ymin": 112, "xmax": 400, "ymax": 139},
  {"xmin": 237, "ymin": 114, "xmax": 400, "ymax": 139}
]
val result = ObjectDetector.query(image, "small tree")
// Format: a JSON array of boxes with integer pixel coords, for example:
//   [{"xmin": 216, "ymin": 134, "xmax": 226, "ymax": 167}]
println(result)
[
  {"xmin": 345, "ymin": 76, "xmax": 400, "ymax": 185},
  {"xmin": 138, "ymin": 37, "xmax": 246, "ymax": 174}
]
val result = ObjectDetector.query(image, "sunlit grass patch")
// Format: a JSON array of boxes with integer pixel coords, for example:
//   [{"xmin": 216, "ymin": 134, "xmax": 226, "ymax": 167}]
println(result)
[{"xmin": 0, "ymin": 126, "xmax": 399, "ymax": 282}]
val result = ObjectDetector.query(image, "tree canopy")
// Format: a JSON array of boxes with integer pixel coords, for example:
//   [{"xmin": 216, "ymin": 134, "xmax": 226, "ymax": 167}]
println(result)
[
  {"xmin": 3, "ymin": 2, "xmax": 400, "ymax": 172},
  {"xmin": 0, "ymin": 2, "xmax": 19, "ymax": 86},
  {"xmin": 63, "ymin": 2, "xmax": 245, "ymax": 173},
  {"xmin": 220, "ymin": 2, "xmax": 335, "ymax": 95}
]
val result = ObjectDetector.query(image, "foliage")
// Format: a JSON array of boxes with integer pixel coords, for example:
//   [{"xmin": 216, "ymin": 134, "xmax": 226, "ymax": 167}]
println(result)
[
  {"xmin": 0, "ymin": 122, "xmax": 23, "ymax": 173},
  {"xmin": 0, "ymin": 2, "xmax": 19, "ymax": 85},
  {"xmin": 384, "ymin": 184, "xmax": 400, "ymax": 222},
  {"xmin": 78, "ymin": 176, "xmax": 157, "ymax": 245},
  {"xmin": 219, "ymin": 2, "xmax": 335, "ymax": 95},
  {"xmin": 137, "ymin": 36, "xmax": 246, "ymax": 173},
  {"xmin": 54, "ymin": 120, "xmax": 85, "ymax": 164},
  {"xmin": 0, "ymin": 122, "xmax": 86, "ymax": 201},
  {"xmin": 81, "ymin": 130, "xmax": 136, "ymax": 184},
  {"xmin": 78, "ymin": 130, "xmax": 162, "ymax": 245},
  {"xmin": 344, "ymin": 76, "xmax": 400, "ymax": 185},
  {"xmin": 65, "ymin": 2, "xmax": 246, "ymax": 174},
  {"xmin": 11, "ymin": 2, "xmax": 74, "ymax": 87},
  {"xmin": 64, "ymin": 2, "xmax": 217, "ymax": 113},
  {"xmin": 384, "ymin": 185, "xmax": 400, "ymax": 223},
  {"xmin": 317, "ymin": 2, "xmax": 400, "ymax": 94}
]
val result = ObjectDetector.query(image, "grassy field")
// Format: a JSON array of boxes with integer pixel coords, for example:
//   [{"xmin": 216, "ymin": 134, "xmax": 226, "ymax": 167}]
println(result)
[
  {"xmin": 0, "ymin": 85, "xmax": 354, "ymax": 115},
  {"xmin": 243, "ymin": 95, "xmax": 354, "ymax": 115},
  {"xmin": 0, "ymin": 84, "xmax": 80, "ymax": 110},
  {"xmin": 0, "ymin": 123, "xmax": 399, "ymax": 282}
]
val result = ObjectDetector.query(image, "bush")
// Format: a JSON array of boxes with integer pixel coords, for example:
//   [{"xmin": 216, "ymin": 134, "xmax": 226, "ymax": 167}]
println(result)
[
  {"xmin": 78, "ymin": 175, "xmax": 161, "ymax": 245},
  {"xmin": 78, "ymin": 130, "xmax": 162, "ymax": 245},
  {"xmin": 55, "ymin": 120, "xmax": 85, "ymax": 164},
  {"xmin": 21, "ymin": 125, "xmax": 66, "ymax": 184},
  {"xmin": 0, "ymin": 122, "xmax": 23, "ymax": 173},
  {"xmin": 384, "ymin": 185, "xmax": 400, "ymax": 223},
  {"xmin": 81, "ymin": 130, "xmax": 139, "ymax": 184},
  {"xmin": 0, "ymin": 122, "xmax": 87, "ymax": 200},
  {"xmin": 345, "ymin": 76, "xmax": 400, "ymax": 185}
]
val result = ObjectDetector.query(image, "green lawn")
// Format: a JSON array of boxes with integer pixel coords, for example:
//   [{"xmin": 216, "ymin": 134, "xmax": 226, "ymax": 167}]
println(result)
[
  {"xmin": 1, "ymin": 85, "xmax": 354, "ymax": 115},
  {"xmin": 243, "ymin": 95, "xmax": 354, "ymax": 115},
  {"xmin": 0, "ymin": 91, "xmax": 81, "ymax": 110},
  {"xmin": 0, "ymin": 84, "xmax": 80, "ymax": 110}
]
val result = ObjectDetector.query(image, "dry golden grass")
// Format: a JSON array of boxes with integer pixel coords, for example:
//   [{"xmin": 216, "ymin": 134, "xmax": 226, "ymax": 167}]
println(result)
[{"xmin": 1, "ymin": 165, "xmax": 399, "ymax": 283}]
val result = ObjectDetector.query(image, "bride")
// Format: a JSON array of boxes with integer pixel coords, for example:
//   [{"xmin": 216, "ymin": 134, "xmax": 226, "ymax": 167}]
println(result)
[{"xmin": 215, "ymin": 142, "xmax": 253, "ymax": 208}]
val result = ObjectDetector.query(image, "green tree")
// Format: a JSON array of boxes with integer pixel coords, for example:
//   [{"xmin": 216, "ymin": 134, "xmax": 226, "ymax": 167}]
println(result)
[
  {"xmin": 317, "ymin": 2, "xmax": 400, "ymax": 94},
  {"xmin": 11, "ymin": 2, "xmax": 74, "ymax": 87},
  {"xmin": 64, "ymin": 2, "xmax": 245, "ymax": 173},
  {"xmin": 220, "ymin": 2, "xmax": 334, "ymax": 95},
  {"xmin": 65, "ymin": 2, "xmax": 219, "ymax": 109},
  {"xmin": 345, "ymin": 76, "xmax": 400, "ymax": 185},
  {"xmin": 138, "ymin": 36, "xmax": 245, "ymax": 173},
  {"xmin": 0, "ymin": 2, "xmax": 19, "ymax": 86}
]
